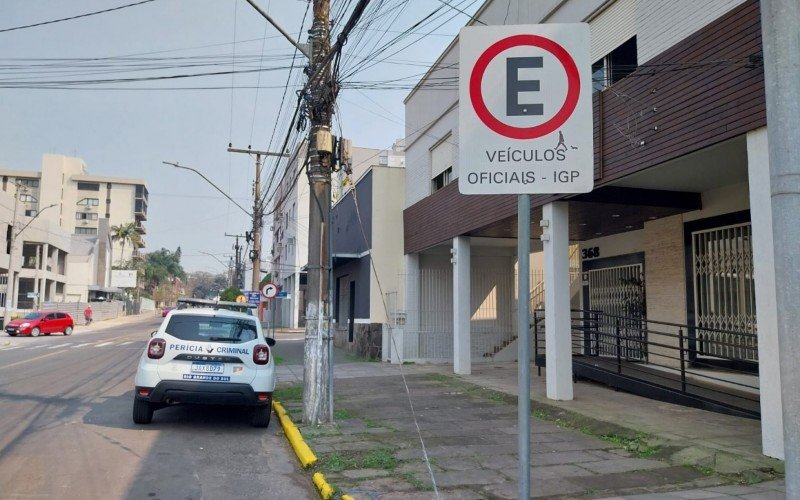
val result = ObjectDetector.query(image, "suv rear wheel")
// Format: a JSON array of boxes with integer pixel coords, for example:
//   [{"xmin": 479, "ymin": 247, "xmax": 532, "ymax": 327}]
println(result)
[
  {"xmin": 132, "ymin": 398, "xmax": 154, "ymax": 424},
  {"xmin": 251, "ymin": 402, "xmax": 272, "ymax": 428}
]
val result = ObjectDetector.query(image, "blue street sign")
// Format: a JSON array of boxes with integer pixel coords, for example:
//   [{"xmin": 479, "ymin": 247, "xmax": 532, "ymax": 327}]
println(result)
[
  {"xmin": 245, "ymin": 291, "xmax": 261, "ymax": 305},
  {"xmin": 277, "ymin": 290, "xmax": 287, "ymax": 298}
]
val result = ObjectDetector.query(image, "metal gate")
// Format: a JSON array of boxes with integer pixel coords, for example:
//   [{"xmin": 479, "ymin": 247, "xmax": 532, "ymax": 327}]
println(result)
[
  {"xmin": 691, "ymin": 222, "xmax": 757, "ymax": 361},
  {"xmin": 587, "ymin": 264, "xmax": 646, "ymax": 360}
]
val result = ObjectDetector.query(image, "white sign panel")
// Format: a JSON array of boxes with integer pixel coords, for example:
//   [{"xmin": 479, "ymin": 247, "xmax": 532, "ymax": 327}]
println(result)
[
  {"xmin": 261, "ymin": 282, "xmax": 278, "ymax": 299},
  {"xmin": 111, "ymin": 270, "xmax": 137, "ymax": 288},
  {"xmin": 459, "ymin": 24, "xmax": 593, "ymax": 194}
]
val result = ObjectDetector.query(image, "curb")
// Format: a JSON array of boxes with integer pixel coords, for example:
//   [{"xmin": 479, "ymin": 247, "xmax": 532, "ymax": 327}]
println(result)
[
  {"xmin": 274, "ymin": 401, "xmax": 317, "ymax": 467},
  {"xmin": 275, "ymin": 401, "xmax": 352, "ymax": 499}
]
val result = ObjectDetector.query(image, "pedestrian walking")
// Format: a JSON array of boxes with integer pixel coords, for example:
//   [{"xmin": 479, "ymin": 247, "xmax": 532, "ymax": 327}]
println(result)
[{"xmin": 84, "ymin": 305, "xmax": 93, "ymax": 325}]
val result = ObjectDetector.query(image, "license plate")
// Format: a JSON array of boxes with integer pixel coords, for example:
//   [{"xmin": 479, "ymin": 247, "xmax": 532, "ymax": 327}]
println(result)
[{"xmin": 191, "ymin": 362, "xmax": 224, "ymax": 374}]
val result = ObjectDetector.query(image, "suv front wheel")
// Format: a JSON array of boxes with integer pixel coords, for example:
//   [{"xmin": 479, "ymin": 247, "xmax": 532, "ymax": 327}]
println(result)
[{"xmin": 132, "ymin": 398, "xmax": 154, "ymax": 424}]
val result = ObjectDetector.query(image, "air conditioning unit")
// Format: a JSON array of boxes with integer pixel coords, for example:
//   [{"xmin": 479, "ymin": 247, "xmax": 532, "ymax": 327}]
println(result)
[{"xmin": 84, "ymin": 205, "xmax": 91, "ymax": 211}]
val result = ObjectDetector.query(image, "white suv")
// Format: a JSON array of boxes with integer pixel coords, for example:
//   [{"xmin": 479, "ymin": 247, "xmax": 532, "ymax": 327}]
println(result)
[{"xmin": 133, "ymin": 307, "xmax": 276, "ymax": 427}]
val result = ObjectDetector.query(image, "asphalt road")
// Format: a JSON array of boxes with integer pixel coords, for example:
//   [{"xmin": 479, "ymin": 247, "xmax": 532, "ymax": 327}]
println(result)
[{"xmin": 0, "ymin": 316, "xmax": 316, "ymax": 500}]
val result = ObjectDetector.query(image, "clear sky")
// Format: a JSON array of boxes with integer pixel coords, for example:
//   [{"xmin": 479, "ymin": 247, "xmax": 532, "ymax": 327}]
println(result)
[{"xmin": 0, "ymin": 0, "xmax": 479, "ymax": 278}]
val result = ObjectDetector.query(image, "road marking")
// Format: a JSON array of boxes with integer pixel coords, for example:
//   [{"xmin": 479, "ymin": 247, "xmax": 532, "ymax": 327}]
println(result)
[
  {"xmin": 118, "ymin": 341, "xmax": 132, "ymax": 346},
  {"xmin": 0, "ymin": 350, "xmax": 73, "ymax": 370},
  {"xmin": 71, "ymin": 343, "xmax": 92, "ymax": 348},
  {"xmin": 94, "ymin": 341, "xmax": 114, "ymax": 347},
  {"xmin": 48, "ymin": 344, "xmax": 71, "ymax": 349}
]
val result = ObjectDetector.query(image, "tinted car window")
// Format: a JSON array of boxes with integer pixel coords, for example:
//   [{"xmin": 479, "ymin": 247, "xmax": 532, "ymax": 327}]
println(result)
[
  {"xmin": 23, "ymin": 313, "xmax": 43, "ymax": 320},
  {"xmin": 56, "ymin": 313, "xmax": 67, "ymax": 319},
  {"xmin": 45, "ymin": 313, "xmax": 57, "ymax": 320},
  {"xmin": 165, "ymin": 315, "xmax": 258, "ymax": 343}
]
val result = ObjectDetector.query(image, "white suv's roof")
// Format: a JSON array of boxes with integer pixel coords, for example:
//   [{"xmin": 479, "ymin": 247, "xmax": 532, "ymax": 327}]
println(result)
[{"xmin": 168, "ymin": 308, "xmax": 255, "ymax": 320}]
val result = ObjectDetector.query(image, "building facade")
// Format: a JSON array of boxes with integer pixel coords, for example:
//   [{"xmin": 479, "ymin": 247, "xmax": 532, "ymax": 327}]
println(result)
[
  {"xmin": 269, "ymin": 141, "xmax": 401, "ymax": 328},
  {"xmin": 0, "ymin": 154, "xmax": 148, "ymax": 304},
  {"xmin": 331, "ymin": 165, "xmax": 406, "ymax": 358},
  {"xmin": 401, "ymin": 0, "xmax": 783, "ymax": 459}
]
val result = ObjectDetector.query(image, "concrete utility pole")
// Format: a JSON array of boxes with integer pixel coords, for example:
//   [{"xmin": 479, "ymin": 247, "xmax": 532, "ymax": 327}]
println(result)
[
  {"xmin": 303, "ymin": 0, "xmax": 335, "ymax": 426},
  {"xmin": 761, "ymin": 0, "xmax": 800, "ymax": 495},
  {"xmin": 227, "ymin": 146, "xmax": 289, "ymax": 292},
  {"xmin": 225, "ymin": 233, "xmax": 245, "ymax": 290}
]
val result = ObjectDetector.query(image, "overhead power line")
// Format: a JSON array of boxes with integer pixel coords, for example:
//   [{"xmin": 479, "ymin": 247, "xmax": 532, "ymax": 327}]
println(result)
[{"xmin": 0, "ymin": 0, "xmax": 157, "ymax": 34}]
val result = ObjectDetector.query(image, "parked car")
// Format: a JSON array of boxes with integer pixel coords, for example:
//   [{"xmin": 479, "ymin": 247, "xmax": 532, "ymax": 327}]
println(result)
[
  {"xmin": 5, "ymin": 312, "xmax": 74, "ymax": 337},
  {"xmin": 133, "ymin": 306, "xmax": 276, "ymax": 427}
]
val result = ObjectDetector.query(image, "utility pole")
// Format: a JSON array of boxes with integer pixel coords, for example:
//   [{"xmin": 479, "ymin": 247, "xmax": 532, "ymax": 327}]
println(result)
[
  {"xmin": 227, "ymin": 146, "xmax": 289, "ymax": 292},
  {"xmin": 4, "ymin": 184, "xmax": 23, "ymax": 313},
  {"xmin": 225, "ymin": 233, "xmax": 245, "ymax": 290},
  {"xmin": 303, "ymin": 0, "xmax": 335, "ymax": 426},
  {"xmin": 244, "ymin": 0, "xmax": 370, "ymax": 425},
  {"xmin": 761, "ymin": 0, "xmax": 800, "ymax": 494}
]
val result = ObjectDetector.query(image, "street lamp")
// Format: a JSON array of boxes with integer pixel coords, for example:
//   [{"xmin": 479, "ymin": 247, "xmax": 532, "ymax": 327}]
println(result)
[{"xmin": 4, "ymin": 188, "xmax": 58, "ymax": 314}]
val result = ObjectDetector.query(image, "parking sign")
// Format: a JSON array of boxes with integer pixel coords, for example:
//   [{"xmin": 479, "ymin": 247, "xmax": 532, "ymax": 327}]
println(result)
[{"xmin": 459, "ymin": 24, "xmax": 593, "ymax": 195}]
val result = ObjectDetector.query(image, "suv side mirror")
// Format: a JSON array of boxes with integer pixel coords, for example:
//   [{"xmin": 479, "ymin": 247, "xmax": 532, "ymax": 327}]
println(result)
[
  {"xmin": 150, "ymin": 331, "xmax": 158, "ymax": 338},
  {"xmin": 265, "ymin": 337, "xmax": 276, "ymax": 347}
]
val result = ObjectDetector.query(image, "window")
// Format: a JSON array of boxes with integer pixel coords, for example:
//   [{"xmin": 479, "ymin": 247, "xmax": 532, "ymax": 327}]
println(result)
[
  {"xmin": 17, "ymin": 178, "xmax": 39, "ymax": 188},
  {"xmin": 77, "ymin": 198, "xmax": 99, "ymax": 206},
  {"xmin": 430, "ymin": 134, "xmax": 454, "ymax": 193},
  {"xmin": 592, "ymin": 36, "xmax": 637, "ymax": 92},
  {"xmin": 20, "ymin": 194, "xmax": 36, "ymax": 203},
  {"xmin": 24, "ymin": 209, "xmax": 38, "ymax": 217},
  {"xmin": 164, "ymin": 315, "xmax": 258, "ymax": 343},
  {"xmin": 75, "ymin": 212, "xmax": 99, "ymax": 220},
  {"xmin": 432, "ymin": 167, "xmax": 452, "ymax": 192},
  {"xmin": 75, "ymin": 227, "xmax": 98, "ymax": 235},
  {"xmin": 77, "ymin": 182, "xmax": 100, "ymax": 191}
]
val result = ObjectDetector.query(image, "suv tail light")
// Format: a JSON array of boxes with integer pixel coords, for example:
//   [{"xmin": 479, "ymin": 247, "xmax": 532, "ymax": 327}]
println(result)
[
  {"xmin": 253, "ymin": 345, "xmax": 270, "ymax": 365},
  {"xmin": 148, "ymin": 338, "xmax": 166, "ymax": 359}
]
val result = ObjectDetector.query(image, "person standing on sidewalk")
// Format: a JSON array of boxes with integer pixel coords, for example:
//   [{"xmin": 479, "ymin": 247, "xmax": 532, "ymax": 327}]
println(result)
[{"xmin": 84, "ymin": 305, "xmax": 93, "ymax": 325}]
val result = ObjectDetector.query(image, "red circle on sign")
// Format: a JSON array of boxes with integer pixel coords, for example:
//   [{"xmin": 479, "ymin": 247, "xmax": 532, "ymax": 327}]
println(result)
[{"xmin": 469, "ymin": 34, "xmax": 580, "ymax": 139}]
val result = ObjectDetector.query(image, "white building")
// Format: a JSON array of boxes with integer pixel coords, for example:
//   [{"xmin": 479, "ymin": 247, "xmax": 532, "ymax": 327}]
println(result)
[
  {"xmin": 270, "ymin": 141, "xmax": 404, "ymax": 328},
  {"xmin": 400, "ymin": 0, "xmax": 785, "ymax": 459},
  {"xmin": 0, "ymin": 154, "xmax": 148, "ymax": 304}
]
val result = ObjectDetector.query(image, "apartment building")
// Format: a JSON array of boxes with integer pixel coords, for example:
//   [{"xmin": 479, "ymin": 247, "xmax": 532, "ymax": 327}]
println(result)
[
  {"xmin": 400, "ymin": 0, "xmax": 784, "ymax": 459},
  {"xmin": 0, "ymin": 154, "xmax": 148, "ymax": 304}
]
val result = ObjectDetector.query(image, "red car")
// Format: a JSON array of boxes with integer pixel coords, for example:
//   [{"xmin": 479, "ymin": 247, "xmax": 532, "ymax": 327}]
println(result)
[{"xmin": 5, "ymin": 312, "xmax": 74, "ymax": 337}]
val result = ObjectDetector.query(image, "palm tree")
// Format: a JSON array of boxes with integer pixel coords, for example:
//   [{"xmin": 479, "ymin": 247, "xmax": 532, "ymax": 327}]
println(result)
[{"xmin": 111, "ymin": 222, "xmax": 138, "ymax": 268}]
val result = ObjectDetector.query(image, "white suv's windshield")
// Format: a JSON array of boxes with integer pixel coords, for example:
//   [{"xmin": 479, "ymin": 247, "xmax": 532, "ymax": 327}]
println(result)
[{"xmin": 165, "ymin": 315, "xmax": 258, "ymax": 343}]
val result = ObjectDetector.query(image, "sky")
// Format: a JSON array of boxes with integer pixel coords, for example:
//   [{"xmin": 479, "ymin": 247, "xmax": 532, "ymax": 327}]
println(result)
[{"xmin": 0, "ymin": 0, "xmax": 480, "ymax": 279}]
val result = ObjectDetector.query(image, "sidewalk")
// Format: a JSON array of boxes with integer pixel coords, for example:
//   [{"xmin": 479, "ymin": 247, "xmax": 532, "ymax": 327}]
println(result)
[
  {"xmin": 75, "ymin": 311, "xmax": 158, "ymax": 333},
  {"xmin": 275, "ymin": 360, "xmax": 784, "ymax": 499}
]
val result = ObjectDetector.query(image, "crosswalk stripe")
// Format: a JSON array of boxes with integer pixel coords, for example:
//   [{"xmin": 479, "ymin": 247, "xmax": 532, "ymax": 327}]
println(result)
[{"xmin": 94, "ymin": 341, "xmax": 114, "ymax": 347}]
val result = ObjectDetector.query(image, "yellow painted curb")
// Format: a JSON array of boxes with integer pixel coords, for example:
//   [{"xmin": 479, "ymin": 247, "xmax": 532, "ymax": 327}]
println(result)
[
  {"xmin": 342, "ymin": 495, "xmax": 355, "ymax": 500},
  {"xmin": 312, "ymin": 472, "xmax": 335, "ymax": 499},
  {"xmin": 273, "ymin": 401, "xmax": 317, "ymax": 468}
]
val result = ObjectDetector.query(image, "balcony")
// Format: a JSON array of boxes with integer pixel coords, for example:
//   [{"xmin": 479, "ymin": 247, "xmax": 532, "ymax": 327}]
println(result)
[{"xmin": 135, "ymin": 199, "xmax": 148, "ymax": 220}]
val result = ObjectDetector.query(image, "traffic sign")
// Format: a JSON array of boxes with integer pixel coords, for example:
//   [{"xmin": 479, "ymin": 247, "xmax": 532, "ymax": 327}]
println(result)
[
  {"xmin": 261, "ymin": 282, "xmax": 278, "ymax": 299},
  {"xmin": 245, "ymin": 291, "xmax": 261, "ymax": 306},
  {"xmin": 459, "ymin": 24, "xmax": 593, "ymax": 195}
]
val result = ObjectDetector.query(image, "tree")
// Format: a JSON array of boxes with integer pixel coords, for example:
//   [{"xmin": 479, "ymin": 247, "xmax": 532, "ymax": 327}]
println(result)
[
  {"xmin": 137, "ymin": 248, "xmax": 186, "ymax": 297},
  {"xmin": 259, "ymin": 273, "xmax": 273, "ymax": 289},
  {"xmin": 188, "ymin": 271, "xmax": 229, "ymax": 299},
  {"xmin": 111, "ymin": 222, "xmax": 142, "ymax": 268},
  {"xmin": 220, "ymin": 287, "xmax": 242, "ymax": 302}
]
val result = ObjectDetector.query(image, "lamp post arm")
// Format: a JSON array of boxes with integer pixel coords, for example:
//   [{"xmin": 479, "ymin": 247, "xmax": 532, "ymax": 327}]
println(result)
[
  {"xmin": 162, "ymin": 161, "xmax": 252, "ymax": 217},
  {"xmin": 15, "ymin": 203, "xmax": 58, "ymax": 237}
]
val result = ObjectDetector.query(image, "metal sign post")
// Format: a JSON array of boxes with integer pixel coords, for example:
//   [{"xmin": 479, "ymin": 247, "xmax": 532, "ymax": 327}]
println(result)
[{"xmin": 459, "ymin": 23, "xmax": 592, "ymax": 499}]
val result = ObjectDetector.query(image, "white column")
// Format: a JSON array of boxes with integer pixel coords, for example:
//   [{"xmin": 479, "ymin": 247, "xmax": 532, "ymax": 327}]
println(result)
[
  {"xmin": 396, "ymin": 253, "xmax": 420, "ymax": 363},
  {"xmin": 747, "ymin": 127, "xmax": 784, "ymax": 459},
  {"xmin": 452, "ymin": 236, "xmax": 471, "ymax": 375},
  {"xmin": 542, "ymin": 202, "xmax": 573, "ymax": 400}
]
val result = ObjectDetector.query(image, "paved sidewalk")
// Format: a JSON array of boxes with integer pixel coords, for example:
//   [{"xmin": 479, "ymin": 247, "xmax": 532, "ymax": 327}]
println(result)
[{"xmin": 276, "ymin": 361, "xmax": 784, "ymax": 499}]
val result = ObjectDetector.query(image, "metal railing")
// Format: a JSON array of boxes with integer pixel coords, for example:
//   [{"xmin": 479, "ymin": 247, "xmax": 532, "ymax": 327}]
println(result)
[{"xmin": 533, "ymin": 309, "xmax": 760, "ymax": 417}]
